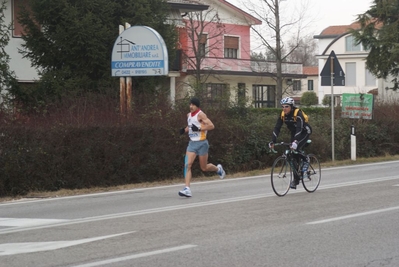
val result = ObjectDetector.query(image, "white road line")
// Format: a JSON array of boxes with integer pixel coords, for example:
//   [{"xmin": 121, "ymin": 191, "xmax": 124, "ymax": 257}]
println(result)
[
  {"xmin": 0, "ymin": 218, "xmax": 68, "ymax": 227},
  {"xmin": 0, "ymin": 193, "xmax": 274, "ymax": 235},
  {"xmin": 0, "ymin": 175, "xmax": 397, "ymax": 235},
  {"xmin": 71, "ymin": 244, "xmax": 197, "ymax": 267},
  {"xmin": 307, "ymin": 206, "xmax": 399, "ymax": 225},
  {"xmin": 0, "ymin": 232, "xmax": 135, "ymax": 256},
  {"xmin": 317, "ymin": 175, "xmax": 399, "ymax": 190},
  {"xmin": 2, "ymin": 160, "xmax": 398, "ymax": 206}
]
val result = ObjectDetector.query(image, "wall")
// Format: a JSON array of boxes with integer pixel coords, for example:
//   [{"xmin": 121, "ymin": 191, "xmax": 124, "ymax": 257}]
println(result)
[
  {"xmin": 317, "ymin": 35, "xmax": 377, "ymax": 104},
  {"xmin": 4, "ymin": 0, "xmax": 39, "ymax": 82}
]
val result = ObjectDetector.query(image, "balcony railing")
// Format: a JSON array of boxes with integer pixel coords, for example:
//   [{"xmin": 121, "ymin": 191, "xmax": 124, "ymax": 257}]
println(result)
[{"xmin": 183, "ymin": 57, "xmax": 303, "ymax": 74}]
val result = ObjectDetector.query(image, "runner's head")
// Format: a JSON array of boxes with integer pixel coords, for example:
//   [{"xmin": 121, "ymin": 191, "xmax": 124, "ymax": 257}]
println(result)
[{"xmin": 190, "ymin": 97, "xmax": 200, "ymax": 108}]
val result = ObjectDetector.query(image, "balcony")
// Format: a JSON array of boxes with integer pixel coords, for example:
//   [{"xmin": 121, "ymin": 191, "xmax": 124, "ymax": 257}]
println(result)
[{"xmin": 183, "ymin": 57, "xmax": 303, "ymax": 75}]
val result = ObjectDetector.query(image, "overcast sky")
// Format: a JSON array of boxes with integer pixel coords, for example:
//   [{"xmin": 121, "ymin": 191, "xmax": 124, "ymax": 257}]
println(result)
[
  {"xmin": 227, "ymin": 0, "xmax": 374, "ymax": 35},
  {"xmin": 308, "ymin": 0, "xmax": 373, "ymax": 34}
]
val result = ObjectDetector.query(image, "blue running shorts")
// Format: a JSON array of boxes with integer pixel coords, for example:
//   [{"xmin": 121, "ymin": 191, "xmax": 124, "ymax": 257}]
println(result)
[{"xmin": 187, "ymin": 140, "xmax": 209, "ymax": 156}]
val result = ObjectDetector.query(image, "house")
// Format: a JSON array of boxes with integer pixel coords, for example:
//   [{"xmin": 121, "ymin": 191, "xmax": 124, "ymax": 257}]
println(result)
[
  {"xmin": 3, "ymin": 0, "xmax": 39, "ymax": 84},
  {"xmin": 170, "ymin": 0, "xmax": 307, "ymax": 107},
  {"xmin": 314, "ymin": 22, "xmax": 379, "ymax": 105},
  {"xmin": 290, "ymin": 66, "xmax": 319, "ymax": 105},
  {"xmin": 378, "ymin": 77, "xmax": 399, "ymax": 103},
  {"xmin": 4, "ymin": 0, "xmax": 308, "ymax": 108}
]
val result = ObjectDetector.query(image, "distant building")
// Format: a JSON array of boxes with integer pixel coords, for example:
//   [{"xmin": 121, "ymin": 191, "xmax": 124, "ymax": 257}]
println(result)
[
  {"xmin": 168, "ymin": 0, "xmax": 307, "ymax": 107},
  {"xmin": 314, "ymin": 22, "xmax": 381, "ymax": 105},
  {"xmin": 4, "ymin": 0, "xmax": 310, "ymax": 108}
]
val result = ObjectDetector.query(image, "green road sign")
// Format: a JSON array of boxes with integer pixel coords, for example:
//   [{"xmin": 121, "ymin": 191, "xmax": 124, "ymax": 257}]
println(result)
[{"xmin": 341, "ymin": 93, "xmax": 374, "ymax": 120}]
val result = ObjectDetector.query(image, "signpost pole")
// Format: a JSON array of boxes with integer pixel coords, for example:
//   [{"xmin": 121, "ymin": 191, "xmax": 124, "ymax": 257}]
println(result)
[
  {"xmin": 119, "ymin": 25, "xmax": 126, "ymax": 117},
  {"xmin": 320, "ymin": 50, "xmax": 345, "ymax": 162},
  {"xmin": 330, "ymin": 56, "xmax": 335, "ymax": 161},
  {"xmin": 111, "ymin": 24, "xmax": 169, "ymax": 117},
  {"xmin": 125, "ymin": 23, "xmax": 132, "ymax": 117}
]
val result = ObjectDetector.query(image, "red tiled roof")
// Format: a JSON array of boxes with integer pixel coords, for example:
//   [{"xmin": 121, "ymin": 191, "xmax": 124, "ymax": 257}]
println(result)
[
  {"xmin": 319, "ymin": 22, "xmax": 361, "ymax": 36},
  {"xmin": 303, "ymin": 66, "xmax": 318, "ymax": 76}
]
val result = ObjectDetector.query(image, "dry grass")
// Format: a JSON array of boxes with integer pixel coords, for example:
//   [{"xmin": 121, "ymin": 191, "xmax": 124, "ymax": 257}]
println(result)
[{"xmin": 1, "ymin": 154, "xmax": 399, "ymax": 203}]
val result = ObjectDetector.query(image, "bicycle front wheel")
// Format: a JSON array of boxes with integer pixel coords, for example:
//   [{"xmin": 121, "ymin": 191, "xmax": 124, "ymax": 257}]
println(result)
[
  {"xmin": 271, "ymin": 156, "xmax": 292, "ymax": 196},
  {"xmin": 302, "ymin": 154, "xmax": 321, "ymax": 192}
]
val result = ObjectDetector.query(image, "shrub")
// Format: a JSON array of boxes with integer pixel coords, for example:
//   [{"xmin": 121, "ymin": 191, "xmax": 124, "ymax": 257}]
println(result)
[
  {"xmin": 300, "ymin": 91, "xmax": 318, "ymax": 106},
  {"xmin": 0, "ymin": 97, "xmax": 397, "ymax": 197}
]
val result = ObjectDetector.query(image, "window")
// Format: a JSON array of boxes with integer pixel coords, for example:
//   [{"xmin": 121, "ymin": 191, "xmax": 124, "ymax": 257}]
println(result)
[
  {"xmin": 13, "ymin": 0, "xmax": 27, "ymax": 37},
  {"xmin": 253, "ymin": 85, "xmax": 275, "ymax": 108},
  {"xmin": 224, "ymin": 36, "xmax": 239, "ymax": 59},
  {"xmin": 204, "ymin": 83, "xmax": 228, "ymax": 108},
  {"xmin": 206, "ymin": 83, "xmax": 226, "ymax": 98},
  {"xmin": 293, "ymin": 80, "xmax": 301, "ymax": 91},
  {"xmin": 199, "ymin": 34, "xmax": 207, "ymax": 57},
  {"xmin": 365, "ymin": 68, "xmax": 376, "ymax": 87},
  {"xmin": 345, "ymin": 62, "xmax": 356, "ymax": 86},
  {"xmin": 13, "ymin": 0, "xmax": 37, "ymax": 37},
  {"xmin": 345, "ymin": 35, "xmax": 361, "ymax": 52},
  {"xmin": 308, "ymin": 80, "xmax": 314, "ymax": 91},
  {"xmin": 237, "ymin": 83, "xmax": 246, "ymax": 105}
]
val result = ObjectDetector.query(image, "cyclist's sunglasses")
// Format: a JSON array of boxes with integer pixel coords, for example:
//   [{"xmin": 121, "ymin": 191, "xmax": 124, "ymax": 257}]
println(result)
[{"xmin": 282, "ymin": 105, "xmax": 290, "ymax": 108}]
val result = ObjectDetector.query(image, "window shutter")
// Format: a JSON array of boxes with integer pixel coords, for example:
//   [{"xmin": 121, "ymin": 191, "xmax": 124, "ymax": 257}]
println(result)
[
  {"xmin": 199, "ymin": 34, "xmax": 207, "ymax": 44},
  {"xmin": 224, "ymin": 36, "xmax": 239, "ymax": 49}
]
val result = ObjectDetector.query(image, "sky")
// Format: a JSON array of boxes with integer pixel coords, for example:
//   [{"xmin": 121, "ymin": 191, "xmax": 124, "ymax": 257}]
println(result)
[
  {"xmin": 227, "ymin": 0, "xmax": 374, "ymax": 35},
  {"xmin": 307, "ymin": 0, "xmax": 374, "ymax": 34}
]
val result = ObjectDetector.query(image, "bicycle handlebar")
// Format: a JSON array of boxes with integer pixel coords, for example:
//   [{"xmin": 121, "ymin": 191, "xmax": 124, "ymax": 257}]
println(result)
[
  {"xmin": 273, "ymin": 142, "xmax": 291, "ymax": 147},
  {"xmin": 268, "ymin": 142, "xmax": 299, "ymax": 154}
]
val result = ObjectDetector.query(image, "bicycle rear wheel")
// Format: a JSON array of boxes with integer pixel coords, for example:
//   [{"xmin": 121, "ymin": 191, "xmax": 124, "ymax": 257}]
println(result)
[
  {"xmin": 271, "ymin": 156, "xmax": 292, "ymax": 196},
  {"xmin": 302, "ymin": 154, "xmax": 321, "ymax": 192}
]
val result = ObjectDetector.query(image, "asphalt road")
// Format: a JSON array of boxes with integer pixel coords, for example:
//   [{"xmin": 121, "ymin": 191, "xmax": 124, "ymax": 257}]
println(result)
[{"xmin": 1, "ymin": 161, "xmax": 399, "ymax": 267}]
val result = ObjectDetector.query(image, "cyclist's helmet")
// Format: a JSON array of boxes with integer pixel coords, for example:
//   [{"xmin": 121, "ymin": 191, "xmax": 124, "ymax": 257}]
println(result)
[{"xmin": 280, "ymin": 97, "xmax": 295, "ymax": 106}]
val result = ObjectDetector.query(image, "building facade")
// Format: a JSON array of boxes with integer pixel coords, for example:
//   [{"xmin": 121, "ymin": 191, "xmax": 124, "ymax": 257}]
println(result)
[
  {"xmin": 314, "ymin": 23, "xmax": 381, "ymax": 105},
  {"xmin": 4, "ymin": 0, "xmax": 309, "ymax": 108}
]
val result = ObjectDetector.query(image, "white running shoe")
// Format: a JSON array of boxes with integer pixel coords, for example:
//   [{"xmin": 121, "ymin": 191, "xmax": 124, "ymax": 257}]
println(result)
[
  {"xmin": 179, "ymin": 187, "xmax": 192, "ymax": 197},
  {"xmin": 217, "ymin": 164, "xmax": 226, "ymax": 179}
]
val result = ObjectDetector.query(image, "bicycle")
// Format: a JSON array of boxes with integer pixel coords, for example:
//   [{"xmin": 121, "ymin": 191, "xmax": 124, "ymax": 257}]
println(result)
[{"xmin": 269, "ymin": 140, "xmax": 321, "ymax": 196}]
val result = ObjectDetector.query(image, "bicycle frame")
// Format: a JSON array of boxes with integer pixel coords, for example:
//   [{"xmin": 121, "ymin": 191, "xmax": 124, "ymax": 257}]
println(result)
[
  {"xmin": 272, "ymin": 143, "xmax": 304, "ymax": 179},
  {"xmin": 270, "ymin": 140, "xmax": 321, "ymax": 196}
]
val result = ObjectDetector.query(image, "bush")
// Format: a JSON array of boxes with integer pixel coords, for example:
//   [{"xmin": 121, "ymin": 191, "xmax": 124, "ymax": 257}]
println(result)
[
  {"xmin": 300, "ymin": 91, "xmax": 318, "ymax": 106},
  {"xmin": 0, "ymin": 98, "xmax": 397, "ymax": 197}
]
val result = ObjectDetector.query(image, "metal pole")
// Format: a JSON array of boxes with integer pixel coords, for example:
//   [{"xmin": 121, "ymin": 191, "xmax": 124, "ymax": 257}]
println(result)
[
  {"xmin": 119, "ymin": 25, "xmax": 126, "ymax": 117},
  {"xmin": 125, "ymin": 23, "xmax": 132, "ymax": 117},
  {"xmin": 330, "ymin": 56, "xmax": 335, "ymax": 161}
]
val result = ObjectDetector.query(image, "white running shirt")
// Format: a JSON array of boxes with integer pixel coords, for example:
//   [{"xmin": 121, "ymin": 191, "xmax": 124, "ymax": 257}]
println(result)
[{"xmin": 188, "ymin": 110, "xmax": 207, "ymax": 141}]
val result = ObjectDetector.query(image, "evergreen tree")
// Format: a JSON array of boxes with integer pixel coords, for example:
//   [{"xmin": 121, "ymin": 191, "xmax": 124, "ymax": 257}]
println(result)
[
  {"xmin": 16, "ymin": 0, "xmax": 177, "ymax": 104},
  {"xmin": 350, "ymin": 0, "xmax": 399, "ymax": 90}
]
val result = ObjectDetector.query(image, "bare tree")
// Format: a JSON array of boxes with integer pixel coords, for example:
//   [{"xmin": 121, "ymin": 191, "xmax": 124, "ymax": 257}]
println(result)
[
  {"xmin": 244, "ymin": 0, "xmax": 312, "ymax": 107},
  {"xmin": 286, "ymin": 35, "xmax": 317, "ymax": 66},
  {"xmin": 182, "ymin": 8, "xmax": 225, "ymax": 95}
]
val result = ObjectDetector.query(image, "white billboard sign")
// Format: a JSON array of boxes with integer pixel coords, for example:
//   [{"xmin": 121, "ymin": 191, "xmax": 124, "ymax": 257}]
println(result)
[{"xmin": 111, "ymin": 26, "xmax": 168, "ymax": 77}]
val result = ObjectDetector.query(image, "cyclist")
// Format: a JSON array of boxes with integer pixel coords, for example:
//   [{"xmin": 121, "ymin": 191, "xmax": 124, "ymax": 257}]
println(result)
[{"xmin": 269, "ymin": 97, "xmax": 312, "ymax": 189}]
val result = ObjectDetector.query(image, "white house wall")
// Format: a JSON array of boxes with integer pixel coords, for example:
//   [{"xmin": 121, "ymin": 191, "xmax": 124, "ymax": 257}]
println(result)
[
  {"xmin": 200, "ymin": 0, "xmax": 253, "ymax": 26},
  {"xmin": 317, "ymin": 35, "xmax": 377, "ymax": 104},
  {"xmin": 4, "ymin": 0, "xmax": 39, "ymax": 82},
  {"xmin": 378, "ymin": 77, "xmax": 399, "ymax": 103},
  {"xmin": 176, "ymin": 74, "xmax": 277, "ymax": 103}
]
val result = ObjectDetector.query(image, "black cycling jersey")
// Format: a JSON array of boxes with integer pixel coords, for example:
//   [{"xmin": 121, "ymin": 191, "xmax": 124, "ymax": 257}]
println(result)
[{"xmin": 271, "ymin": 107, "xmax": 311, "ymax": 149}]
